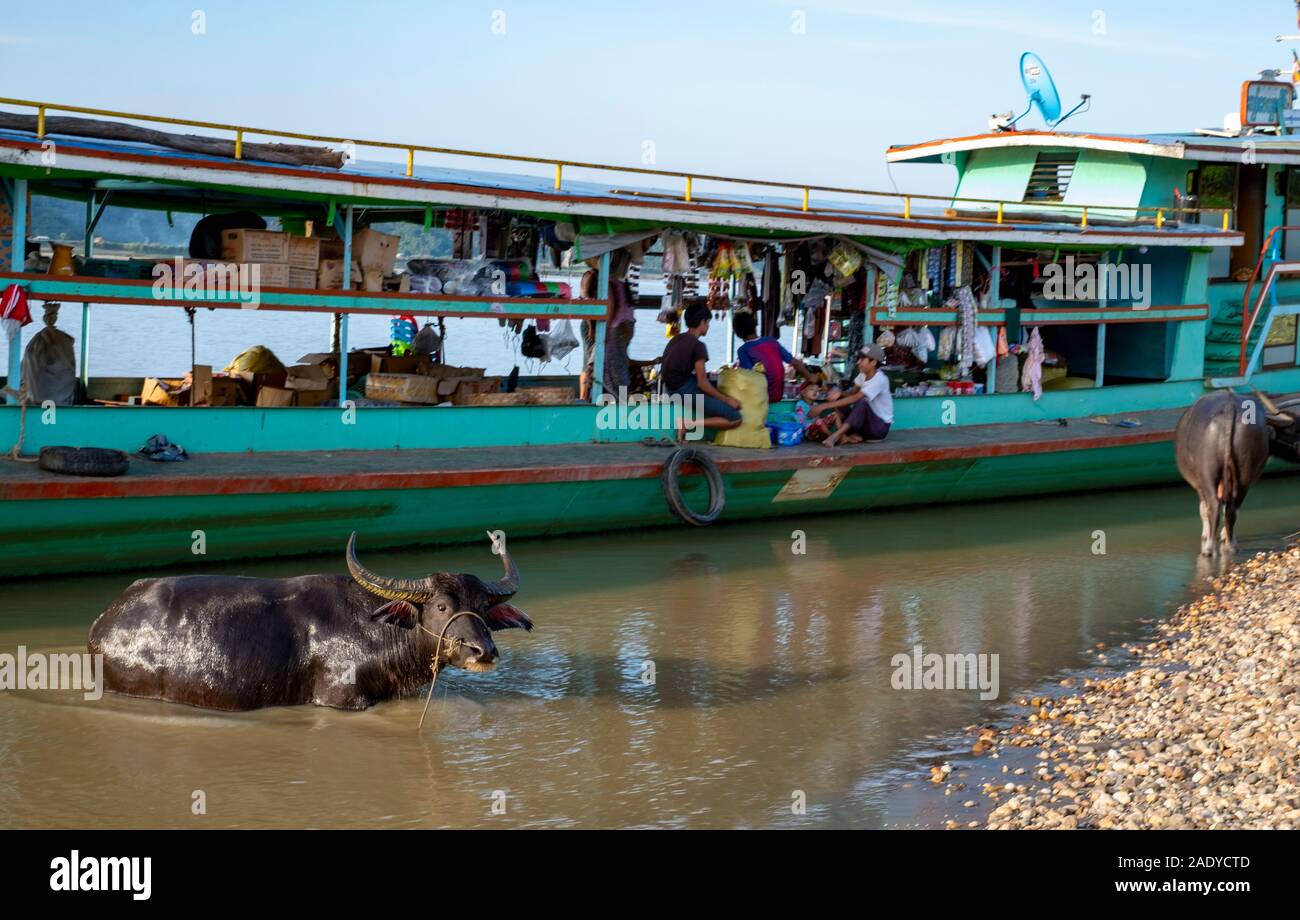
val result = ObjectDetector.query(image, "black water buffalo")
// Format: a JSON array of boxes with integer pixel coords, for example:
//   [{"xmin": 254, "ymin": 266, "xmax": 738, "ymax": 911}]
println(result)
[
  {"xmin": 87, "ymin": 532, "xmax": 532, "ymax": 711},
  {"xmin": 1174, "ymin": 390, "xmax": 1285, "ymax": 557}
]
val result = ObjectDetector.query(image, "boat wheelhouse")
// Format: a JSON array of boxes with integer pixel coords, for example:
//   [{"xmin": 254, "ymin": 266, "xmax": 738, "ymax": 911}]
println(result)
[{"xmin": 0, "ymin": 95, "xmax": 1295, "ymax": 579}]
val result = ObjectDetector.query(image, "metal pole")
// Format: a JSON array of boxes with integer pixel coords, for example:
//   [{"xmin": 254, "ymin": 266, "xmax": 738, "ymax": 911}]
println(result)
[
  {"xmin": 6, "ymin": 179, "xmax": 26, "ymax": 404},
  {"xmin": 1095, "ymin": 250, "xmax": 1110, "ymax": 388},
  {"xmin": 591, "ymin": 251, "xmax": 610, "ymax": 403},
  {"xmin": 338, "ymin": 205, "xmax": 353, "ymax": 404},
  {"xmin": 80, "ymin": 195, "xmax": 93, "ymax": 390},
  {"xmin": 987, "ymin": 247, "xmax": 1001, "ymax": 395}
]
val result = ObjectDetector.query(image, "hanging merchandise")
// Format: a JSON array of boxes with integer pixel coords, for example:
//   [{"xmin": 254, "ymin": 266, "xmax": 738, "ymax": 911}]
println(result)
[
  {"xmin": 953, "ymin": 285, "xmax": 978, "ymax": 377},
  {"xmin": 828, "ymin": 241, "xmax": 862, "ymax": 283},
  {"xmin": 896, "ymin": 326, "xmax": 935, "ymax": 364},
  {"xmin": 0, "ymin": 283, "xmax": 32, "ymax": 347},
  {"xmin": 996, "ymin": 326, "xmax": 1010, "ymax": 358},
  {"xmin": 390, "ymin": 314, "xmax": 417, "ymax": 356},
  {"xmin": 521, "ymin": 325, "xmax": 547, "ymax": 360},
  {"xmin": 937, "ymin": 325, "xmax": 956, "ymax": 361},
  {"xmin": 546, "ymin": 319, "xmax": 579, "ymax": 362},
  {"xmin": 1021, "ymin": 327, "xmax": 1045, "ymax": 400},
  {"xmin": 657, "ymin": 294, "xmax": 678, "ymax": 326},
  {"xmin": 876, "ymin": 327, "xmax": 897, "ymax": 348},
  {"xmin": 972, "ymin": 325, "xmax": 996, "ymax": 368},
  {"xmin": 20, "ymin": 303, "xmax": 76, "ymax": 406},
  {"xmin": 846, "ymin": 310, "xmax": 866, "ymax": 359},
  {"xmin": 413, "ymin": 321, "xmax": 442, "ymax": 357}
]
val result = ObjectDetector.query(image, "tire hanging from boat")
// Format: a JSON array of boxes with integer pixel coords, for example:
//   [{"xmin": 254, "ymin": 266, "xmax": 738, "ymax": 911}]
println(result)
[{"xmin": 661, "ymin": 447, "xmax": 725, "ymax": 526}]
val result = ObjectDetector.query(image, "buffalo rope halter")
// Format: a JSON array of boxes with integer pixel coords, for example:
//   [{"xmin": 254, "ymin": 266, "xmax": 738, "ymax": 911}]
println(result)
[{"xmin": 415, "ymin": 610, "xmax": 489, "ymax": 730}]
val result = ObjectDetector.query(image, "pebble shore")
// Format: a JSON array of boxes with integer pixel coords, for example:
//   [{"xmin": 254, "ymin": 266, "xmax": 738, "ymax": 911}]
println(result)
[{"xmin": 959, "ymin": 546, "xmax": 1300, "ymax": 829}]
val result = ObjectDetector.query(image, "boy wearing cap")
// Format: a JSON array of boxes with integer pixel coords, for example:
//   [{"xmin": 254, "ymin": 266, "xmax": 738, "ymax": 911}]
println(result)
[{"xmin": 814, "ymin": 344, "xmax": 893, "ymax": 446}]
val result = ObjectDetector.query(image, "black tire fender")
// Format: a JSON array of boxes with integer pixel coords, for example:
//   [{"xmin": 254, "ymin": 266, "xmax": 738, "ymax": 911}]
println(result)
[
  {"xmin": 37, "ymin": 446, "xmax": 130, "ymax": 477},
  {"xmin": 661, "ymin": 446, "xmax": 725, "ymax": 526}
]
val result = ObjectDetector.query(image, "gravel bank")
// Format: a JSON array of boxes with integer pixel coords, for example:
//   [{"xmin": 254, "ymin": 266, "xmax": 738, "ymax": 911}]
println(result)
[{"xmin": 971, "ymin": 546, "xmax": 1300, "ymax": 830}]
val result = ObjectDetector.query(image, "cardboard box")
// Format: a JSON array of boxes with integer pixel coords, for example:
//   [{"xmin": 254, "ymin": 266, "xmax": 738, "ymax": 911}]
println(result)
[
  {"xmin": 140, "ymin": 377, "xmax": 186, "ymax": 407},
  {"xmin": 285, "ymin": 363, "xmax": 331, "ymax": 391},
  {"xmin": 209, "ymin": 377, "xmax": 244, "ymax": 406},
  {"xmin": 296, "ymin": 353, "xmax": 339, "ymax": 380},
  {"xmin": 233, "ymin": 369, "xmax": 288, "ymax": 400},
  {"xmin": 190, "ymin": 365, "xmax": 213, "ymax": 406},
  {"xmin": 220, "ymin": 229, "xmax": 289, "ymax": 264},
  {"xmin": 288, "ymin": 267, "xmax": 317, "ymax": 289},
  {"xmin": 294, "ymin": 388, "xmax": 333, "ymax": 408},
  {"xmin": 248, "ymin": 262, "xmax": 291, "ymax": 288},
  {"xmin": 351, "ymin": 228, "xmax": 399, "ymax": 273},
  {"xmin": 255, "ymin": 385, "xmax": 297, "ymax": 408},
  {"xmin": 362, "ymin": 269, "xmax": 384, "ymax": 292},
  {"xmin": 365, "ymin": 372, "xmax": 440, "ymax": 405},
  {"xmin": 370, "ymin": 354, "xmax": 421, "ymax": 376},
  {"xmin": 317, "ymin": 259, "xmax": 362, "ymax": 290},
  {"xmin": 288, "ymin": 235, "xmax": 321, "ymax": 270},
  {"xmin": 446, "ymin": 376, "xmax": 502, "ymax": 406}
]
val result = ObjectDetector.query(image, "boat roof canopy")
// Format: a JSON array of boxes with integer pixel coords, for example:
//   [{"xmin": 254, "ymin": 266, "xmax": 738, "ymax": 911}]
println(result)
[
  {"xmin": 888, "ymin": 129, "xmax": 1300, "ymax": 166},
  {"xmin": 0, "ymin": 124, "xmax": 1241, "ymax": 251}
]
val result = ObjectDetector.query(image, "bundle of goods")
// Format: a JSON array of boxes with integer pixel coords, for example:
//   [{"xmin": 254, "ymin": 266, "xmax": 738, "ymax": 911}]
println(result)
[
  {"xmin": 506, "ymin": 279, "xmax": 572, "ymax": 298},
  {"xmin": 363, "ymin": 364, "xmax": 500, "ymax": 406},
  {"xmin": 711, "ymin": 366, "xmax": 770, "ymax": 450},
  {"xmin": 405, "ymin": 258, "xmax": 554, "ymax": 297}
]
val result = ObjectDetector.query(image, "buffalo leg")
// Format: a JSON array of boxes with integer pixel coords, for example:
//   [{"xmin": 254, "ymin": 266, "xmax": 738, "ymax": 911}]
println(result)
[{"xmin": 1198, "ymin": 495, "xmax": 1218, "ymax": 557}]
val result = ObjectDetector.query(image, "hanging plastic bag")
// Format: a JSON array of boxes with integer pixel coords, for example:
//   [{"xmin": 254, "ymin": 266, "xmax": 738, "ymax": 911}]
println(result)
[
  {"xmin": 828, "ymin": 241, "xmax": 863, "ymax": 280},
  {"xmin": 413, "ymin": 322, "xmax": 442, "ymax": 356},
  {"xmin": 916, "ymin": 326, "xmax": 936, "ymax": 364},
  {"xmin": 546, "ymin": 319, "xmax": 579, "ymax": 362},
  {"xmin": 973, "ymin": 325, "xmax": 996, "ymax": 368}
]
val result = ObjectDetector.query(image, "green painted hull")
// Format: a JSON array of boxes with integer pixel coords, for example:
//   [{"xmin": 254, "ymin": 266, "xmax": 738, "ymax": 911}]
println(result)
[{"xmin": 0, "ymin": 439, "xmax": 1178, "ymax": 579}]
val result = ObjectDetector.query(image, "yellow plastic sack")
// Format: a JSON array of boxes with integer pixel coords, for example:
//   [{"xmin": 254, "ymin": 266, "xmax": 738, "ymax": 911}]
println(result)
[
  {"xmin": 224, "ymin": 345, "xmax": 285, "ymax": 375},
  {"xmin": 712, "ymin": 364, "xmax": 771, "ymax": 449}
]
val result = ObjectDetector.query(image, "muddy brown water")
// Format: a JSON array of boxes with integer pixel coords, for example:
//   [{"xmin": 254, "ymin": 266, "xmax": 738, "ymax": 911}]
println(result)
[{"xmin": 2, "ymin": 476, "xmax": 1298, "ymax": 829}]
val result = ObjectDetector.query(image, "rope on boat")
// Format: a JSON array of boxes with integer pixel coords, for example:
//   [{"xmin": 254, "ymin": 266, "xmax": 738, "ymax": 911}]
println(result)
[
  {"xmin": 415, "ymin": 610, "xmax": 490, "ymax": 731},
  {"xmin": 1, "ymin": 384, "xmax": 38, "ymax": 463}
]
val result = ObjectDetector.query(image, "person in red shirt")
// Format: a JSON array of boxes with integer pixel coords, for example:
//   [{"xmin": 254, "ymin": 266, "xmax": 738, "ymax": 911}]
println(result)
[{"xmin": 733, "ymin": 311, "xmax": 817, "ymax": 403}]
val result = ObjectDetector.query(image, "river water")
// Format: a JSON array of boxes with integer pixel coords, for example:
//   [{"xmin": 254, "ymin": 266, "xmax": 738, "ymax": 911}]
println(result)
[{"xmin": 2, "ymin": 476, "xmax": 1298, "ymax": 829}]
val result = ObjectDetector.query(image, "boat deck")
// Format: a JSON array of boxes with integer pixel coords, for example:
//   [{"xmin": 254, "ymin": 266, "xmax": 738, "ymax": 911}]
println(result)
[{"xmin": 0, "ymin": 406, "xmax": 1188, "ymax": 501}]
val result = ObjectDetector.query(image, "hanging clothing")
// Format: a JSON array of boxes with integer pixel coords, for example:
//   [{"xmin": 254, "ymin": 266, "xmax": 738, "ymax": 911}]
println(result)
[{"xmin": 1021, "ymin": 327, "xmax": 1045, "ymax": 400}]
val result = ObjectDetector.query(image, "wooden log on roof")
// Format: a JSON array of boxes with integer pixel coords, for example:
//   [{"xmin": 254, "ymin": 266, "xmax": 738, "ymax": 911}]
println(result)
[{"xmin": 0, "ymin": 113, "xmax": 346, "ymax": 169}]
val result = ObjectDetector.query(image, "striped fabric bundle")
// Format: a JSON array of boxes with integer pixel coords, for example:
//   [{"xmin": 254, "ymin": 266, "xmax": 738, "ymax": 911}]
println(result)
[
  {"xmin": 490, "ymin": 259, "xmax": 535, "ymax": 282},
  {"xmin": 507, "ymin": 279, "xmax": 572, "ymax": 298}
]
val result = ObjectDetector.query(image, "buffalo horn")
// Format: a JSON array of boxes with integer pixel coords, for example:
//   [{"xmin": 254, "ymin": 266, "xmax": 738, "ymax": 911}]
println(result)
[
  {"xmin": 346, "ymin": 533, "xmax": 435, "ymax": 602},
  {"xmin": 480, "ymin": 530, "xmax": 520, "ymax": 600},
  {"xmin": 1252, "ymin": 387, "xmax": 1296, "ymax": 426}
]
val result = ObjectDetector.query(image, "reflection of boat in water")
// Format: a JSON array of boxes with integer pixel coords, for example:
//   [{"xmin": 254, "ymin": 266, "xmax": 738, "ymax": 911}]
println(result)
[{"xmin": 3, "ymin": 76, "xmax": 1300, "ymax": 578}]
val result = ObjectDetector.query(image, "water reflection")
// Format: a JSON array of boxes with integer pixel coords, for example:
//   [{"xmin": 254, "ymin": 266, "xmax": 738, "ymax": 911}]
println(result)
[{"xmin": 1, "ymin": 476, "xmax": 1298, "ymax": 828}]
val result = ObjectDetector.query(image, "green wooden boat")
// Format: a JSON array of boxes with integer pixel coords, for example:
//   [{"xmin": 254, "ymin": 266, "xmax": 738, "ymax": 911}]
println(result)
[{"xmin": 2, "ymin": 93, "xmax": 1299, "ymax": 578}]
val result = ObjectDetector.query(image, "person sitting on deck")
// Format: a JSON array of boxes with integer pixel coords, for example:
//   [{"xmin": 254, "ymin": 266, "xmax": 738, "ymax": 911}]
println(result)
[
  {"xmin": 814, "ymin": 344, "xmax": 893, "ymax": 447},
  {"xmin": 661, "ymin": 302, "xmax": 742, "ymax": 439},
  {"xmin": 733, "ymin": 310, "xmax": 818, "ymax": 403}
]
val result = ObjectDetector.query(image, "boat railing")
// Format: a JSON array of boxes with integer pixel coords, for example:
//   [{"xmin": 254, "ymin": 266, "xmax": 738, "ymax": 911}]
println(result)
[
  {"xmin": 1239, "ymin": 224, "xmax": 1300, "ymax": 376},
  {"xmin": 0, "ymin": 95, "xmax": 1235, "ymax": 233}
]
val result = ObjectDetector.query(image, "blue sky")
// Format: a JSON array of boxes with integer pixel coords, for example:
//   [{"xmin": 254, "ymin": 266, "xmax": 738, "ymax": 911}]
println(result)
[{"xmin": 2, "ymin": 1, "xmax": 1297, "ymax": 196}]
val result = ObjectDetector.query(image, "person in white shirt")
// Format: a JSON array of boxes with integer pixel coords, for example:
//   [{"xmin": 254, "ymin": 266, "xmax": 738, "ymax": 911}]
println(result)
[{"xmin": 815, "ymin": 344, "xmax": 893, "ymax": 446}]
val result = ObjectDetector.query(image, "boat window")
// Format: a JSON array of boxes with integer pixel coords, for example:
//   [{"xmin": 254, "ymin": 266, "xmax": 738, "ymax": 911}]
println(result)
[
  {"xmin": 1285, "ymin": 168, "xmax": 1300, "ymax": 262},
  {"xmin": 1022, "ymin": 153, "xmax": 1078, "ymax": 203},
  {"xmin": 1188, "ymin": 164, "xmax": 1240, "ymax": 280}
]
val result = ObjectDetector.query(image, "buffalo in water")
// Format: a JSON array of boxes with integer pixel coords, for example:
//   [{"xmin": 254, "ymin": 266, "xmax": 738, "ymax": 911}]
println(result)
[
  {"xmin": 87, "ymin": 532, "xmax": 532, "ymax": 711},
  {"xmin": 1174, "ymin": 390, "xmax": 1298, "ymax": 557}
]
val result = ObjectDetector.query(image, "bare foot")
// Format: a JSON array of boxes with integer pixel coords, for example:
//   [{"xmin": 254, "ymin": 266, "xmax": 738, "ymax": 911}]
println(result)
[{"xmin": 845, "ymin": 434, "xmax": 864, "ymax": 444}]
